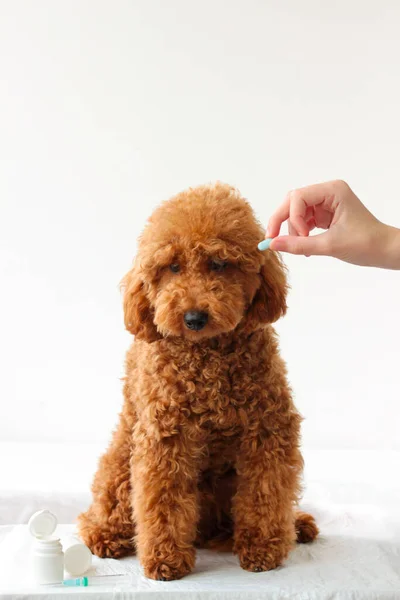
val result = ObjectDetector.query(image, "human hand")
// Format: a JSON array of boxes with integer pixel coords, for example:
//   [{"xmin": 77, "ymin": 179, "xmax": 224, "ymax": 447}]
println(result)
[{"xmin": 260, "ymin": 180, "xmax": 400, "ymax": 269}]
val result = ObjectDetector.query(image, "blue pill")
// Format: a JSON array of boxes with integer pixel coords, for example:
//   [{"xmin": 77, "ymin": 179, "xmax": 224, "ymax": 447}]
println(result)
[{"xmin": 258, "ymin": 238, "xmax": 273, "ymax": 251}]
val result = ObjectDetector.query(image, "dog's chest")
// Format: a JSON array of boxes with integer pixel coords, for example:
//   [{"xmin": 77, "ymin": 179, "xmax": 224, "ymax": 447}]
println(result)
[{"xmin": 162, "ymin": 340, "xmax": 265, "ymax": 432}]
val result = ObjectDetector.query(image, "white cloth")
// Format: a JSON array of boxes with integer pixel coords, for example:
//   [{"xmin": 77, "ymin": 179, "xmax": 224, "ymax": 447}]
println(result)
[
  {"xmin": 0, "ymin": 509, "xmax": 400, "ymax": 599},
  {"xmin": 1, "ymin": 443, "xmax": 400, "ymax": 598}
]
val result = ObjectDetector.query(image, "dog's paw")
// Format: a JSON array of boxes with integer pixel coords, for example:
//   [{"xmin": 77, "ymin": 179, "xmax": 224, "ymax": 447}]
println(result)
[
  {"xmin": 235, "ymin": 533, "xmax": 291, "ymax": 573},
  {"xmin": 78, "ymin": 512, "xmax": 135, "ymax": 559},
  {"xmin": 89, "ymin": 537, "xmax": 134, "ymax": 559},
  {"xmin": 80, "ymin": 526, "xmax": 135, "ymax": 559},
  {"xmin": 143, "ymin": 548, "xmax": 195, "ymax": 581}
]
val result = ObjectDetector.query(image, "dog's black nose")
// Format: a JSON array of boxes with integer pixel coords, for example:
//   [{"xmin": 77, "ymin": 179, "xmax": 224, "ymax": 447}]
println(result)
[{"xmin": 184, "ymin": 311, "xmax": 208, "ymax": 331}]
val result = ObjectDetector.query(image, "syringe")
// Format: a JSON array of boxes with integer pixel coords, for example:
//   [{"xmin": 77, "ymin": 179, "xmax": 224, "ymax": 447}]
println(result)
[{"xmin": 62, "ymin": 575, "xmax": 132, "ymax": 586}]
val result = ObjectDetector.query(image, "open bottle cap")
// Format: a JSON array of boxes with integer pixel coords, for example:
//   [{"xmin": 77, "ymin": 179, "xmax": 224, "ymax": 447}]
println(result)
[{"xmin": 28, "ymin": 509, "xmax": 58, "ymax": 539}]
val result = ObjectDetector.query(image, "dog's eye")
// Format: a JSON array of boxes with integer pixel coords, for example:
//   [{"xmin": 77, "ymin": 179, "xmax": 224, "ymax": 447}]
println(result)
[
  {"xmin": 169, "ymin": 263, "xmax": 180, "ymax": 273},
  {"xmin": 210, "ymin": 260, "xmax": 227, "ymax": 272}
]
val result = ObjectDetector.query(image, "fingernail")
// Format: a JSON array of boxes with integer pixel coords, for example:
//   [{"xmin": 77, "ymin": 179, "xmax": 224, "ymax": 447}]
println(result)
[{"xmin": 258, "ymin": 238, "xmax": 273, "ymax": 251}]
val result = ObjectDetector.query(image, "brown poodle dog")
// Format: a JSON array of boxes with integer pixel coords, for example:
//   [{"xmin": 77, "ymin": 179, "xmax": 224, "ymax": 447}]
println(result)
[{"xmin": 78, "ymin": 183, "xmax": 318, "ymax": 580}]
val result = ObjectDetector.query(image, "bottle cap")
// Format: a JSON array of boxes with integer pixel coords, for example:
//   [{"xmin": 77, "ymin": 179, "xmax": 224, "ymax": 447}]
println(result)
[
  {"xmin": 64, "ymin": 542, "xmax": 92, "ymax": 576},
  {"xmin": 28, "ymin": 509, "xmax": 58, "ymax": 539}
]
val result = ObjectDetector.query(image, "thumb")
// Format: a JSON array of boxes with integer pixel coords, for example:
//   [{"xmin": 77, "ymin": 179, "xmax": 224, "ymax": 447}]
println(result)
[{"xmin": 269, "ymin": 233, "xmax": 331, "ymax": 256}]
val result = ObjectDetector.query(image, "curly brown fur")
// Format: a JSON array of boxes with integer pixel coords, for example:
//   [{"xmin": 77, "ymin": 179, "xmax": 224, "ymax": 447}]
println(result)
[{"xmin": 78, "ymin": 183, "xmax": 318, "ymax": 580}]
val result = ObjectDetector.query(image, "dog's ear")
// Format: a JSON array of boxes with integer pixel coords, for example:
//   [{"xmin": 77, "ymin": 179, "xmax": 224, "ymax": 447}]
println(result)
[
  {"xmin": 245, "ymin": 252, "xmax": 288, "ymax": 330},
  {"xmin": 121, "ymin": 265, "xmax": 161, "ymax": 343}
]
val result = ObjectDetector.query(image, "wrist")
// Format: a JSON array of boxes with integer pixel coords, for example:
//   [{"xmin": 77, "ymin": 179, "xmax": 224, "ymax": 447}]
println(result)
[{"xmin": 379, "ymin": 225, "xmax": 400, "ymax": 269}]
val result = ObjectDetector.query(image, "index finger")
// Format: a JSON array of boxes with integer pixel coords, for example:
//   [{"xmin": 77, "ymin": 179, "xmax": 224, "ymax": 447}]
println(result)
[
  {"xmin": 266, "ymin": 196, "xmax": 290, "ymax": 238},
  {"xmin": 288, "ymin": 181, "xmax": 340, "ymax": 209}
]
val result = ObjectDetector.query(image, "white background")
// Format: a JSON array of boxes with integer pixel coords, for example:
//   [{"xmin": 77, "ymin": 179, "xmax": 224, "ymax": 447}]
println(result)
[{"xmin": 1, "ymin": 0, "xmax": 399, "ymax": 452}]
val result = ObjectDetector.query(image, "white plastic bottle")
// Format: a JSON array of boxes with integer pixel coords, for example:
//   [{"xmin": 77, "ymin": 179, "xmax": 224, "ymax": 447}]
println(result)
[
  {"xmin": 28, "ymin": 510, "xmax": 64, "ymax": 584},
  {"xmin": 32, "ymin": 537, "xmax": 64, "ymax": 584}
]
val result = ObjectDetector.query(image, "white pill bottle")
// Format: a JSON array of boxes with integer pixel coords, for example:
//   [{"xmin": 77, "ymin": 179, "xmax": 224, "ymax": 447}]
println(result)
[{"xmin": 28, "ymin": 510, "xmax": 64, "ymax": 584}]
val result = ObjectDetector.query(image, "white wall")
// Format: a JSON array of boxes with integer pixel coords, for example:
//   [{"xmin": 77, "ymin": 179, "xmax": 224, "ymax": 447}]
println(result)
[{"xmin": 0, "ymin": 0, "xmax": 399, "ymax": 450}]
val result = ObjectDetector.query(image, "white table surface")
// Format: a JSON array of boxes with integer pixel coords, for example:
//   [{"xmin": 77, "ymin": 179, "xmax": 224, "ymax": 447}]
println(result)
[{"xmin": 1, "ymin": 504, "xmax": 400, "ymax": 600}]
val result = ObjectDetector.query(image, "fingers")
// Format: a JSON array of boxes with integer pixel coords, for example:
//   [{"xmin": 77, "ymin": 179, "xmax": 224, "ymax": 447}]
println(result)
[
  {"xmin": 266, "ymin": 191, "xmax": 310, "ymax": 238},
  {"xmin": 287, "ymin": 180, "xmax": 348, "ymax": 209},
  {"xmin": 269, "ymin": 232, "xmax": 331, "ymax": 256},
  {"xmin": 266, "ymin": 180, "xmax": 347, "ymax": 238},
  {"xmin": 289, "ymin": 193, "xmax": 309, "ymax": 236},
  {"xmin": 306, "ymin": 217, "xmax": 316, "ymax": 232},
  {"xmin": 313, "ymin": 204, "xmax": 333, "ymax": 229},
  {"xmin": 288, "ymin": 221, "xmax": 300, "ymax": 237}
]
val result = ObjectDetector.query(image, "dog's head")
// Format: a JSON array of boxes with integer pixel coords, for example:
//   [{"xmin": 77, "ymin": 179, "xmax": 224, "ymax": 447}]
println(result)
[{"xmin": 122, "ymin": 183, "xmax": 288, "ymax": 342}]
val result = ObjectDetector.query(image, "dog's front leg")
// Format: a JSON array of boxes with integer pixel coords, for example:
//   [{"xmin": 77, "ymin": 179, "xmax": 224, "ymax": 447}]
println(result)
[
  {"xmin": 233, "ymin": 401, "xmax": 303, "ymax": 572},
  {"xmin": 131, "ymin": 425, "xmax": 203, "ymax": 581}
]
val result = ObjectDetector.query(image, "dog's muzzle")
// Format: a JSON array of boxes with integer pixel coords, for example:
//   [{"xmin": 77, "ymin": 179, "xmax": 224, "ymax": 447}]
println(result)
[{"xmin": 184, "ymin": 311, "xmax": 208, "ymax": 331}]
